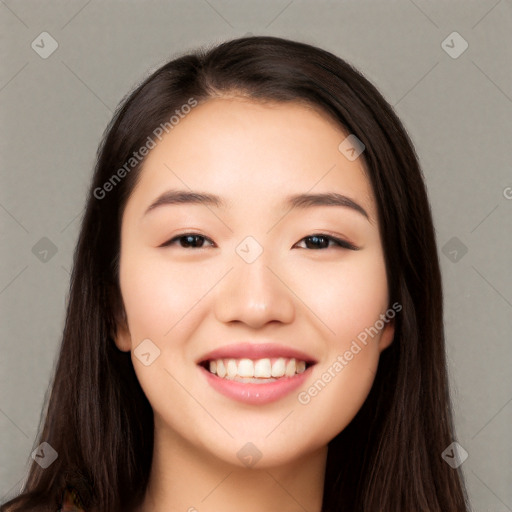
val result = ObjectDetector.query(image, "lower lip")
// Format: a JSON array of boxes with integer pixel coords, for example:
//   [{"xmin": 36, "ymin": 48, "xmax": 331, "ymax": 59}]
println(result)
[{"xmin": 199, "ymin": 365, "xmax": 314, "ymax": 405}]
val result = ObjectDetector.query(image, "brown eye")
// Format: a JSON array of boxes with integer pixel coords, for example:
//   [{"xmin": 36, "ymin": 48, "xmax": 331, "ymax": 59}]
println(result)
[
  {"xmin": 159, "ymin": 232, "xmax": 358, "ymax": 251},
  {"xmin": 295, "ymin": 234, "xmax": 358, "ymax": 251},
  {"xmin": 160, "ymin": 233, "xmax": 215, "ymax": 249}
]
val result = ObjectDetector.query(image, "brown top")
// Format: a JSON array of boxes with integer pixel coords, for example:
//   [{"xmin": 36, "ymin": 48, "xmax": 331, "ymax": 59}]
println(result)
[{"xmin": 59, "ymin": 487, "xmax": 86, "ymax": 511}]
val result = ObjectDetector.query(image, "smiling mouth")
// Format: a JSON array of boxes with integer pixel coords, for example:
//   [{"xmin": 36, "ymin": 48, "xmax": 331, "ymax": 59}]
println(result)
[{"xmin": 198, "ymin": 357, "xmax": 315, "ymax": 383}]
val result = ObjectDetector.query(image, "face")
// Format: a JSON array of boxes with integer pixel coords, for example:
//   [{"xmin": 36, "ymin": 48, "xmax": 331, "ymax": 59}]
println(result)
[{"xmin": 114, "ymin": 97, "xmax": 394, "ymax": 468}]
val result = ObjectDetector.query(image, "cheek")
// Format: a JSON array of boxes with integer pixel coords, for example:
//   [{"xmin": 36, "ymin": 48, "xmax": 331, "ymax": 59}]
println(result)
[
  {"xmin": 118, "ymin": 251, "xmax": 213, "ymax": 429},
  {"xmin": 291, "ymin": 252, "xmax": 388, "ymax": 435},
  {"xmin": 295, "ymin": 251, "xmax": 389, "ymax": 349},
  {"xmin": 297, "ymin": 348, "xmax": 379, "ymax": 446},
  {"xmin": 119, "ymin": 249, "xmax": 211, "ymax": 343},
  {"xmin": 118, "ymin": 248, "xmax": 216, "ymax": 402}
]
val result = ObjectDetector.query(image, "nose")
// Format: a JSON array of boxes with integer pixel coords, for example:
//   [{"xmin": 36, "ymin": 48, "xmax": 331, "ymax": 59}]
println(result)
[{"xmin": 213, "ymin": 250, "xmax": 295, "ymax": 329}]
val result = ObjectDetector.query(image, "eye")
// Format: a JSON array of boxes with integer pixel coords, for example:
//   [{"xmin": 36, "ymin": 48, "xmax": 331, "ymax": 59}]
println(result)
[
  {"xmin": 159, "ymin": 233, "xmax": 215, "ymax": 249},
  {"xmin": 159, "ymin": 232, "xmax": 358, "ymax": 251},
  {"xmin": 294, "ymin": 233, "xmax": 359, "ymax": 251}
]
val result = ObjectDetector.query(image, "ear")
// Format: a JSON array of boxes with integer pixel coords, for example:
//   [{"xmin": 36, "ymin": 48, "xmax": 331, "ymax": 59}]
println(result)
[
  {"xmin": 378, "ymin": 317, "xmax": 395, "ymax": 352},
  {"xmin": 109, "ymin": 284, "xmax": 132, "ymax": 352},
  {"xmin": 113, "ymin": 313, "xmax": 132, "ymax": 352}
]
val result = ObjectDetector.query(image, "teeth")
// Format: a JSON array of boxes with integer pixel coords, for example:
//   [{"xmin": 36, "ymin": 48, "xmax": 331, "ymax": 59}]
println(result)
[
  {"xmin": 237, "ymin": 358, "xmax": 254, "ymax": 377},
  {"xmin": 254, "ymin": 359, "xmax": 272, "ymax": 378},
  {"xmin": 285, "ymin": 358, "xmax": 296, "ymax": 377},
  {"xmin": 205, "ymin": 357, "xmax": 309, "ymax": 380},
  {"xmin": 271, "ymin": 357, "xmax": 286, "ymax": 377},
  {"xmin": 216, "ymin": 360, "xmax": 226, "ymax": 378},
  {"xmin": 226, "ymin": 359, "xmax": 238, "ymax": 379}
]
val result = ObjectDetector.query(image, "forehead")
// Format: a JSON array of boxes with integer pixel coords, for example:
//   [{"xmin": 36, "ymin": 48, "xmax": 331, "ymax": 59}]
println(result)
[{"xmin": 125, "ymin": 97, "xmax": 377, "ymax": 223}]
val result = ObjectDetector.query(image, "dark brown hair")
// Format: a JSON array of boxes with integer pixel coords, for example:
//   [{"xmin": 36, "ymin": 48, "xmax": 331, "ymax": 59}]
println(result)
[{"xmin": 1, "ymin": 36, "xmax": 470, "ymax": 512}]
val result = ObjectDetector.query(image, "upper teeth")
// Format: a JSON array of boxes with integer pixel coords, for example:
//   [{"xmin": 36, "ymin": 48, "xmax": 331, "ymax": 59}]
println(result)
[{"xmin": 208, "ymin": 358, "xmax": 306, "ymax": 379}]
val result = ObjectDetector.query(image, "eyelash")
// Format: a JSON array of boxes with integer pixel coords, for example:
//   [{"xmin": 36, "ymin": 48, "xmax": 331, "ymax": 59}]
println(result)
[{"xmin": 160, "ymin": 232, "xmax": 359, "ymax": 251}]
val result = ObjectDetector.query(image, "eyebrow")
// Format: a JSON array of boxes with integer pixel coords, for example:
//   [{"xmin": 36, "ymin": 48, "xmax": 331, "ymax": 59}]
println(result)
[{"xmin": 144, "ymin": 189, "xmax": 369, "ymax": 220}]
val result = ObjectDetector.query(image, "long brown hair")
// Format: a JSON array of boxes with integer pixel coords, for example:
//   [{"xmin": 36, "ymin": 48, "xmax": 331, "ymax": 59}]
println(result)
[{"xmin": 1, "ymin": 36, "xmax": 470, "ymax": 512}]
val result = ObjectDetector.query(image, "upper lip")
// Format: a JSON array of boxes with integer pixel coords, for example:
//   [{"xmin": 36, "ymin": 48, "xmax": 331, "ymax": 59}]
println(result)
[{"xmin": 197, "ymin": 342, "xmax": 318, "ymax": 364}]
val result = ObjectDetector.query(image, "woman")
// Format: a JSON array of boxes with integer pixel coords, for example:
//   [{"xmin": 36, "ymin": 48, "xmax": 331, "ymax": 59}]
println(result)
[{"xmin": 1, "ymin": 36, "xmax": 470, "ymax": 512}]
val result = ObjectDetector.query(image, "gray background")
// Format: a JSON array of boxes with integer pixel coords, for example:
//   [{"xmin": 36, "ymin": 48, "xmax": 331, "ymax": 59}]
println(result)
[{"xmin": 1, "ymin": 0, "xmax": 511, "ymax": 509}]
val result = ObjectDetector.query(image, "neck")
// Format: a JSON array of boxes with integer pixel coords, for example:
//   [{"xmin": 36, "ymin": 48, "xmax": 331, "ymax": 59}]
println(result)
[{"xmin": 136, "ymin": 417, "xmax": 327, "ymax": 512}]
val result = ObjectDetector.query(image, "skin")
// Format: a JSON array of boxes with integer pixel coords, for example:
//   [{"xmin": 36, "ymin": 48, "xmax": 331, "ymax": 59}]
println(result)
[{"xmin": 114, "ymin": 97, "xmax": 394, "ymax": 512}]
